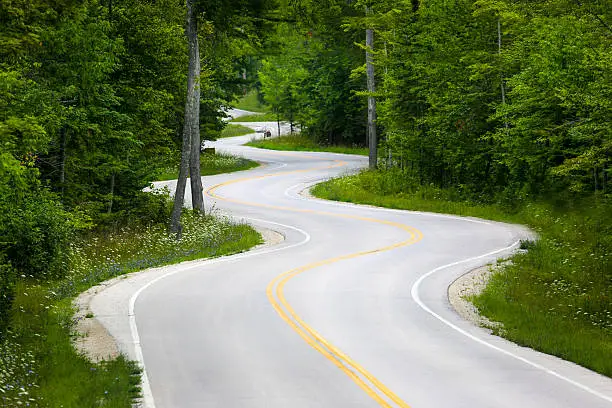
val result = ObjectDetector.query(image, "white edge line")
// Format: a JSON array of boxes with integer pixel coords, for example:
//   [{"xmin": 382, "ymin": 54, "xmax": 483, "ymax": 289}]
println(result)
[
  {"xmin": 286, "ymin": 181, "xmax": 610, "ymax": 403},
  {"xmin": 127, "ymin": 217, "xmax": 311, "ymax": 408},
  {"xmin": 410, "ymin": 242, "xmax": 612, "ymax": 404}
]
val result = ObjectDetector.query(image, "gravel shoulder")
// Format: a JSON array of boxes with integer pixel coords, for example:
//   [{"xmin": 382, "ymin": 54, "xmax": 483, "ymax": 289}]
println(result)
[{"xmin": 447, "ymin": 264, "xmax": 504, "ymax": 333}]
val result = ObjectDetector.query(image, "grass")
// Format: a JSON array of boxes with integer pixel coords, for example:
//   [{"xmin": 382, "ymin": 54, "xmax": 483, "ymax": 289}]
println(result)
[
  {"xmin": 312, "ymin": 169, "xmax": 611, "ymax": 377},
  {"xmin": 1, "ymin": 211, "xmax": 263, "ymax": 406},
  {"xmin": 246, "ymin": 133, "xmax": 368, "ymax": 156},
  {"xmin": 156, "ymin": 151, "xmax": 259, "ymax": 181},
  {"xmin": 230, "ymin": 112, "xmax": 279, "ymax": 122},
  {"xmin": 233, "ymin": 90, "xmax": 269, "ymax": 113},
  {"xmin": 219, "ymin": 124, "xmax": 255, "ymax": 138}
]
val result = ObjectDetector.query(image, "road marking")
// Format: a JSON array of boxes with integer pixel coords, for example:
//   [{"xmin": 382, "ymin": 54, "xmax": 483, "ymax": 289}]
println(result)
[
  {"xmin": 410, "ymin": 244, "xmax": 612, "ymax": 405},
  {"xmin": 206, "ymin": 160, "xmax": 424, "ymax": 407},
  {"xmin": 129, "ymin": 218, "xmax": 312, "ymax": 408},
  {"xmin": 284, "ymin": 179, "xmax": 612, "ymax": 404}
]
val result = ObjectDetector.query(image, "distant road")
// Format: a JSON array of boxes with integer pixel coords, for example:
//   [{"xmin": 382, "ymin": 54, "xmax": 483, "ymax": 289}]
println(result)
[{"xmin": 94, "ymin": 116, "xmax": 612, "ymax": 407}]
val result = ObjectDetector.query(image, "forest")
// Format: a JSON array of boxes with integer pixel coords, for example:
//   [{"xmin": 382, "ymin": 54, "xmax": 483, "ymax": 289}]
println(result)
[{"xmin": 1, "ymin": 0, "xmax": 610, "ymax": 405}]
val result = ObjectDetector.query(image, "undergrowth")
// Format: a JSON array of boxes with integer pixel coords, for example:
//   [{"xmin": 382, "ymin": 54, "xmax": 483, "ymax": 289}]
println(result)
[
  {"xmin": 156, "ymin": 151, "xmax": 258, "ymax": 181},
  {"xmin": 1, "ymin": 211, "xmax": 262, "ymax": 406},
  {"xmin": 219, "ymin": 124, "xmax": 255, "ymax": 138},
  {"xmin": 230, "ymin": 112, "xmax": 278, "ymax": 122},
  {"xmin": 232, "ymin": 90, "xmax": 269, "ymax": 113}
]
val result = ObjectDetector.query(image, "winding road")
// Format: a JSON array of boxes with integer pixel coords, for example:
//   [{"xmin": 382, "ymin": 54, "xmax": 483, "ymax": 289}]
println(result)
[{"xmin": 90, "ymin": 117, "xmax": 612, "ymax": 407}]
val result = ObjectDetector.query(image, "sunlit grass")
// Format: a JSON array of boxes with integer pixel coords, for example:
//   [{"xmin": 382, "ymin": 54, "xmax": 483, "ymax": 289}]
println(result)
[
  {"xmin": 230, "ymin": 112, "xmax": 278, "ymax": 122},
  {"xmin": 219, "ymin": 124, "xmax": 255, "ymax": 138},
  {"xmin": 247, "ymin": 134, "xmax": 368, "ymax": 156},
  {"xmin": 1, "ymin": 211, "xmax": 262, "ymax": 406},
  {"xmin": 156, "ymin": 152, "xmax": 259, "ymax": 181},
  {"xmin": 312, "ymin": 170, "xmax": 611, "ymax": 377},
  {"xmin": 233, "ymin": 90, "xmax": 269, "ymax": 113}
]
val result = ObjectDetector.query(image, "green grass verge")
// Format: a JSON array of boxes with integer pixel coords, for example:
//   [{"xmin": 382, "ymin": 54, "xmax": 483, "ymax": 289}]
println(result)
[
  {"xmin": 2, "ymin": 211, "xmax": 262, "ymax": 406},
  {"xmin": 156, "ymin": 152, "xmax": 259, "ymax": 181},
  {"xmin": 219, "ymin": 124, "xmax": 256, "ymax": 138},
  {"xmin": 230, "ymin": 112, "xmax": 278, "ymax": 122},
  {"xmin": 246, "ymin": 134, "xmax": 368, "ymax": 156},
  {"xmin": 233, "ymin": 90, "xmax": 269, "ymax": 113},
  {"xmin": 311, "ymin": 170, "xmax": 611, "ymax": 377}
]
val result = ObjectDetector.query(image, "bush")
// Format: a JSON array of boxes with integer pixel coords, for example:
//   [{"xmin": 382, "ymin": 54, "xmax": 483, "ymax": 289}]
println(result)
[
  {"xmin": 0, "ymin": 261, "xmax": 15, "ymax": 337},
  {"xmin": 0, "ymin": 189, "xmax": 75, "ymax": 280}
]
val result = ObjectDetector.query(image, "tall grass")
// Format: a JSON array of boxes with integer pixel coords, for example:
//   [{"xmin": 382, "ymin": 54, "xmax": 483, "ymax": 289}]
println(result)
[
  {"xmin": 230, "ymin": 112, "xmax": 278, "ymax": 122},
  {"xmin": 233, "ymin": 90, "xmax": 269, "ymax": 113},
  {"xmin": 156, "ymin": 152, "xmax": 259, "ymax": 181},
  {"xmin": 247, "ymin": 134, "xmax": 368, "ymax": 156},
  {"xmin": 1, "ymin": 212, "xmax": 262, "ymax": 406},
  {"xmin": 312, "ymin": 170, "xmax": 611, "ymax": 377},
  {"xmin": 220, "ymin": 124, "xmax": 255, "ymax": 138}
]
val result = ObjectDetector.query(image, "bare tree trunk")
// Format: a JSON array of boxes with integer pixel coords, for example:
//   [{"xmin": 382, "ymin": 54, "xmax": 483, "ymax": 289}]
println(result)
[
  {"xmin": 170, "ymin": 0, "xmax": 201, "ymax": 235},
  {"xmin": 107, "ymin": 172, "xmax": 115, "ymax": 214},
  {"xmin": 59, "ymin": 127, "xmax": 67, "ymax": 198},
  {"xmin": 366, "ymin": 7, "xmax": 377, "ymax": 170},
  {"xmin": 498, "ymin": 19, "xmax": 506, "ymax": 106},
  {"xmin": 498, "ymin": 18, "xmax": 509, "ymax": 131},
  {"xmin": 187, "ymin": 0, "xmax": 204, "ymax": 213}
]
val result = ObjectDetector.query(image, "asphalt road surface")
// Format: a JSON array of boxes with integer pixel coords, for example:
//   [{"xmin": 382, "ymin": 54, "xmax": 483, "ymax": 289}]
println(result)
[{"xmin": 91, "ymin": 120, "xmax": 612, "ymax": 408}]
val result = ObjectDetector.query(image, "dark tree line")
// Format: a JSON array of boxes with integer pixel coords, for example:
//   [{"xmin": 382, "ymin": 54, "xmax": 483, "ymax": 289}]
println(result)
[
  {"xmin": 0, "ymin": 0, "xmax": 271, "ymax": 333},
  {"xmin": 260, "ymin": 0, "xmax": 610, "ymax": 202}
]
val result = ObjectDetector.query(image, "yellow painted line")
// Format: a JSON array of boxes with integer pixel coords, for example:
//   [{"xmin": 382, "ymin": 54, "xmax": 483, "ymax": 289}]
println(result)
[{"xmin": 205, "ymin": 155, "xmax": 423, "ymax": 407}]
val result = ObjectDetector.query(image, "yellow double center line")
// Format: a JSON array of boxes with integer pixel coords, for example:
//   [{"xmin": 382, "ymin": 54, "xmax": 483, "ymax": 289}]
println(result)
[{"xmin": 205, "ymin": 154, "xmax": 423, "ymax": 407}]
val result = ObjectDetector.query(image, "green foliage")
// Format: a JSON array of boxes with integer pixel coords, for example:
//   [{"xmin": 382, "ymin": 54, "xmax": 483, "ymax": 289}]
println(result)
[
  {"xmin": 258, "ymin": 6, "xmax": 367, "ymax": 145},
  {"xmin": 156, "ymin": 152, "xmax": 259, "ymax": 181},
  {"xmin": 2, "ymin": 208, "xmax": 261, "ymax": 406},
  {"xmin": 0, "ymin": 261, "xmax": 15, "ymax": 336},
  {"xmin": 220, "ymin": 124, "xmax": 256, "ymax": 138},
  {"xmin": 234, "ymin": 90, "xmax": 269, "ymax": 113},
  {"xmin": 374, "ymin": 0, "xmax": 611, "ymax": 199},
  {"xmin": 231, "ymin": 112, "xmax": 278, "ymax": 122},
  {"xmin": 0, "ymin": 0, "xmax": 272, "ymax": 404},
  {"xmin": 0, "ymin": 189, "xmax": 76, "ymax": 281}
]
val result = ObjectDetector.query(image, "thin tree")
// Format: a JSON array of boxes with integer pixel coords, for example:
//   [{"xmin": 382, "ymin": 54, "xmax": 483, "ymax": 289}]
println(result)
[
  {"xmin": 366, "ymin": 5, "xmax": 377, "ymax": 169},
  {"xmin": 170, "ymin": 0, "xmax": 204, "ymax": 235}
]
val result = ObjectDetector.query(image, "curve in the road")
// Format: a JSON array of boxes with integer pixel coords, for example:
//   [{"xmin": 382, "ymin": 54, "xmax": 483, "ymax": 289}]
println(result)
[
  {"xmin": 123, "ymin": 136, "xmax": 611, "ymax": 408},
  {"xmin": 207, "ymin": 160, "xmax": 423, "ymax": 407},
  {"xmin": 205, "ymin": 151, "xmax": 612, "ymax": 407}
]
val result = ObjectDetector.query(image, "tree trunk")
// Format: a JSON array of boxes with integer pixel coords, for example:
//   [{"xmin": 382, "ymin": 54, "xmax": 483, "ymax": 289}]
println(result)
[
  {"xmin": 59, "ymin": 127, "xmax": 67, "ymax": 198},
  {"xmin": 498, "ymin": 19, "xmax": 506, "ymax": 106},
  {"xmin": 277, "ymin": 113, "xmax": 281, "ymax": 139},
  {"xmin": 107, "ymin": 172, "xmax": 115, "ymax": 214},
  {"xmin": 366, "ymin": 7, "xmax": 377, "ymax": 170},
  {"xmin": 170, "ymin": 0, "xmax": 200, "ymax": 235},
  {"xmin": 187, "ymin": 0, "xmax": 204, "ymax": 213}
]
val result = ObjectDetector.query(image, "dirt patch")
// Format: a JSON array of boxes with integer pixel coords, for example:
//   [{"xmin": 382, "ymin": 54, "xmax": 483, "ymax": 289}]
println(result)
[
  {"xmin": 73, "ymin": 283, "xmax": 122, "ymax": 362},
  {"xmin": 448, "ymin": 264, "xmax": 504, "ymax": 333}
]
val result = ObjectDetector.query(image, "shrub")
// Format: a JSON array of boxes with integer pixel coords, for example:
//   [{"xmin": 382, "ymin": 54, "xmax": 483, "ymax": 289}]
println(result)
[
  {"xmin": 0, "ymin": 189, "xmax": 75, "ymax": 280},
  {"xmin": 0, "ymin": 261, "xmax": 15, "ymax": 337}
]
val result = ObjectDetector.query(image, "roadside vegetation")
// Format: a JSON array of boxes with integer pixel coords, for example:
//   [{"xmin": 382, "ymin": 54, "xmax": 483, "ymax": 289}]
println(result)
[
  {"xmin": 220, "ymin": 124, "xmax": 256, "ymax": 138},
  {"xmin": 247, "ymin": 134, "xmax": 368, "ymax": 156},
  {"xmin": 230, "ymin": 112, "xmax": 278, "ymax": 122},
  {"xmin": 1, "ymin": 197, "xmax": 262, "ymax": 407},
  {"xmin": 156, "ymin": 152, "xmax": 259, "ymax": 182},
  {"xmin": 313, "ymin": 172, "xmax": 611, "ymax": 377},
  {"xmin": 233, "ymin": 90, "xmax": 269, "ymax": 113}
]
